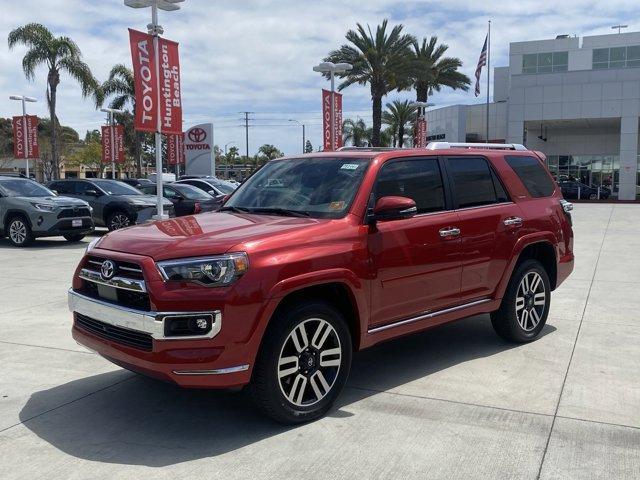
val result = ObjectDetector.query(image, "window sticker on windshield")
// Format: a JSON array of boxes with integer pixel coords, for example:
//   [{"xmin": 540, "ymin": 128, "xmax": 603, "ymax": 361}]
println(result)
[
  {"xmin": 340, "ymin": 163, "xmax": 359, "ymax": 170},
  {"xmin": 266, "ymin": 178, "xmax": 284, "ymax": 187},
  {"xmin": 329, "ymin": 201, "xmax": 345, "ymax": 210}
]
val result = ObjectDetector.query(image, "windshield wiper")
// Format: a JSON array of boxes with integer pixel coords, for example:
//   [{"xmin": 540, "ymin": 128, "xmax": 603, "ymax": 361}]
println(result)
[{"xmin": 248, "ymin": 207, "xmax": 311, "ymax": 217}]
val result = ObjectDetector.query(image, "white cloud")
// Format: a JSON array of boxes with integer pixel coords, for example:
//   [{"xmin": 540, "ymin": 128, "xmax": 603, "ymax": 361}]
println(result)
[{"xmin": 1, "ymin": 0, "xmax": 638, "ymax": 155}]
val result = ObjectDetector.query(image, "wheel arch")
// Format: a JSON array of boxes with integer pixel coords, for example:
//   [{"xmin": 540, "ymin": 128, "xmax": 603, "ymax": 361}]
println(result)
[{"xmin": 3, "ymin": 209, "xmax": 32, "ymax": 230}]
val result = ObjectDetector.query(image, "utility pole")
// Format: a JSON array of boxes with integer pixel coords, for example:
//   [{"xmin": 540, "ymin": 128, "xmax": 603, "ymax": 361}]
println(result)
[{"xmin": 241, "ymin": 111, "xmax": 253, "ymax": 168}]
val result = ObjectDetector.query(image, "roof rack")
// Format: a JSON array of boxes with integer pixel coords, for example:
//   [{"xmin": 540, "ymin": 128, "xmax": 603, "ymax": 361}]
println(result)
[
  {"xmin": 426, "ymin": 142, "xmax": 528, "ymax": 151},
  {"xmin": 336, "ymin": 147, "xmax": 400, "ymax": 152}
]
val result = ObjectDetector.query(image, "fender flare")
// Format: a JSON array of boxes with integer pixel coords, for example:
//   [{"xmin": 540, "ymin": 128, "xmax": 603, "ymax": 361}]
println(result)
[
  {"xmin": 3, "ymin": 209, "xmax": 32, "ymax": 230},
  {"xmin": 494, "ymin": 232, "xmax": 558, "ymax": 301}
]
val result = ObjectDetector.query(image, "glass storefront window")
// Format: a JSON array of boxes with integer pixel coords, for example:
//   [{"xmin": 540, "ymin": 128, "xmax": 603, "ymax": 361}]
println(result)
[{"xmin": 544, "ymin": 154, "xmax": 620, "ymax": 197}]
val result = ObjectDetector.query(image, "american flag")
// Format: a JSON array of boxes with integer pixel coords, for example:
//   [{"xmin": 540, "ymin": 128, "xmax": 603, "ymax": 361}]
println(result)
[{"xmin": 475, "ymin": 34, "xmax": 488, "ymax": 97}]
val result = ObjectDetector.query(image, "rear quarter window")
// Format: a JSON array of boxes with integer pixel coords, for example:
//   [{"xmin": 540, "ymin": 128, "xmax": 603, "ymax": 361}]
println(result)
[{"xmin": 505, "ymin": 155, "xmax": 556, "ymax": 198}]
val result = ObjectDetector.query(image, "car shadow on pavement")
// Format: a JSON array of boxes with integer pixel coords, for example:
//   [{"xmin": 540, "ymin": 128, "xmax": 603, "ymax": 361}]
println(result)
[{"xmin": 18, "ymin": 314, "xmax": 556, "ymax": 467}]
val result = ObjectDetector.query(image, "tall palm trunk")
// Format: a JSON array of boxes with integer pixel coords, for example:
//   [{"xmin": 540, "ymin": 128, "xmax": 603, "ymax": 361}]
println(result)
[
  {"xmin": 398, "ymin": 125, "xmax": 405, "ymax": 148},
  {"xmin": 416, "ymin": 86, "xmax": 429, "ymax": 103},
  {"xmin": 371, "ymin": 93, "xmax": 382, "ymax": 147},
  {"xmin": 48, "ymin": 71, "xmax": 60, "ymax": 179}
]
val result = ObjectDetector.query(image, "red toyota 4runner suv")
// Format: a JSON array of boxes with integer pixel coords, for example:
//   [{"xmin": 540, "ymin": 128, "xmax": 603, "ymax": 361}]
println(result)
[{"xmin": 69, "ymin": 143, "xmax": 574, "ymax": 423}]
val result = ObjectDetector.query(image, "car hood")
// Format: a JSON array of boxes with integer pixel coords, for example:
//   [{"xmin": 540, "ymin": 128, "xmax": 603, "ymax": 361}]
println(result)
[
  {"xmin": 126, "ymin": 194, "xmax": 173, "ymax": 207},
  {"xmin": 13, "ymin": 196, "xmax": 89, "ymax": 208},
  {"xmin": 94, "ymin": 212, "xmax": 329, "ymax": 260}
]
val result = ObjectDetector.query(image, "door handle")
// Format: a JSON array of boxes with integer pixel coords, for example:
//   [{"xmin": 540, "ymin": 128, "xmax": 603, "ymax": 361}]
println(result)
[
  {"xmin": 503, "ymin": 216, "xmax": 523, "ymax": 227},
  {"xmin": 439, "ymin": 227, "xmax": 461, "ymax": 238}
]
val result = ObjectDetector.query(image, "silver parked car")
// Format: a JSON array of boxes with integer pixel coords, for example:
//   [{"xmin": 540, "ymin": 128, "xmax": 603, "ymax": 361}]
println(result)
[{"xmin": 0, "ymin": 176, "xmax": 94, "ymax": 247}]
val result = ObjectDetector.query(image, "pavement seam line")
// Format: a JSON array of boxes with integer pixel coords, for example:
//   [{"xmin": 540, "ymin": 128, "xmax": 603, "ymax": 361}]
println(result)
[
  {"xmin": 535, "ymin": 203, "xmax": 614, "ymax": 480},
  {"xmin": 0, "ymin": 340, "xmax": 94, "ymax": 355},
  {"xmin": 0, "ymin": 374, "xmax": 138, "ymax": 435}
]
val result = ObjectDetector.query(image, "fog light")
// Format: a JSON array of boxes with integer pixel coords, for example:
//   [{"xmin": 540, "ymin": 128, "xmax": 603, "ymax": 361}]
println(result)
[
  {"xmin": 37, "ymin": 216, "xmax": 44, "ymax": 226},
  {"xmin": 163, "ymin": 313, "xmax": 215, "ymax": 337},
  {"xmin": 195, "ymin": 317, "xmax": 208, "ymax": 330}
]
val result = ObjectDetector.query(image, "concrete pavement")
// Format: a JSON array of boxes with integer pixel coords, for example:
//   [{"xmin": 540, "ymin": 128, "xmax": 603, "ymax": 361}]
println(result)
[{"xmin": 0, "ymin": 204, "xmax": 638, "ymax": 479}]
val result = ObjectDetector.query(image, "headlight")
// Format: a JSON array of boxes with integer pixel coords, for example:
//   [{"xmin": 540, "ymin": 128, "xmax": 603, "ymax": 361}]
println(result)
[
  {"xmin": 32, "ymin": 203, "xmax": 55, "ymax": 212},
  {"xmin": 157, "ymin": 253, "xmax": 249, "ymax": 287}
]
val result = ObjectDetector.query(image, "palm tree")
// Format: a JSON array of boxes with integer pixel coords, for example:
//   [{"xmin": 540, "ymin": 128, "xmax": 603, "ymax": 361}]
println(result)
[
  {"xmin": 8, "ymin": 23, "xmax": 99, "ymax": 179},
  {"xmin": 382, "ymin": 100, "xmax": 417, "ymax": 147},
  {"xmin": 324, "ymin": 20, "xmax": 414, "ymax": 146},
  {"xmin": 99, "ymin": 64, "xmax": 145, "ymax": 176},
  {"xmin": 410, "ymin": 36, "xmax": 471, "ymax": 104},
  {"xmin": 342, "ymin": 118, "xmax": 370, "ymax": 147}
]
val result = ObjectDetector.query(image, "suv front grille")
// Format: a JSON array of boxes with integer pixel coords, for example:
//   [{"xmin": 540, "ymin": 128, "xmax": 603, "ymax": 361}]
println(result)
[
  {"xmin": 75, "ymin": 313, "xmax": 152, "ymax": 351},
  {"xmin": 58, "ymin": 207, "xmax": 91, "ymax": 219},
  {"xmin": 78, "ymin": 255, "xmax": 150, "ymax": 310}
]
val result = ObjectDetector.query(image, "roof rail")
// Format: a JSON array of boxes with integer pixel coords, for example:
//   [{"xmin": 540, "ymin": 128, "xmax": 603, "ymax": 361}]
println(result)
[
  {"xmin": 336, "ymin": 146, "xmax": 400, "ymax": 152},
  {"xmin": 426, "ymin": 142, "xmax": 528, "ymax": 151}
]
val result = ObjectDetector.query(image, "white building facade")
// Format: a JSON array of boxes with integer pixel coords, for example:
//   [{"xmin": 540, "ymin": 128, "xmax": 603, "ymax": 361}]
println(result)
[{"xmin": 426, "ymin": 31, "xmax": 640, "ymax": 200}]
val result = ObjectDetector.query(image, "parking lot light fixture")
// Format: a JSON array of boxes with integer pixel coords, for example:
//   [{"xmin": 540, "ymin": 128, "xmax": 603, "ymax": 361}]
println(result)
[
  {"xmin": 288, "ymin": 119, "xmax": 305, "ymax": 153},
  {"xmin": 100, "ymin": 108, "xmax": 125, "ymax": 179},
  {"xmin": 9, "ymin": 95, "xmax": 38, "ymax": 178},
  {"xmin": 124, "ymin": 0, "xmax": 184, "ymax": 220},
  {"xmin": 313, "ymin": 62, "xmax": 352, "ymax": 150}
]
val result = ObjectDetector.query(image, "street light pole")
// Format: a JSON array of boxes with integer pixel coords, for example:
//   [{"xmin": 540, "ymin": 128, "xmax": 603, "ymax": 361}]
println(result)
[
  {"xmin": 409, "ymin": 101, "xmax": 433, "ymax": 147},
  {"xmin": 288, "ymin": 119, "xmax": 305, "ymax": 153},
  {"xmin": 9, "ymin": 95, "xmax": 37, "ymax": 178},
  {"xmin": 125, "ymin": 0, "xmax": 184, "ymax": 220},
  {"xmin": 313, "ymin": 62, "xmax": 352, "ymax": 150}
]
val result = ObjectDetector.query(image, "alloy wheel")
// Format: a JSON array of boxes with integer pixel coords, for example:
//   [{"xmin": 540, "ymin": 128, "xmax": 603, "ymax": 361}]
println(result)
[
  {"xmin": 515, "ymin": 271, "xmax": 546, "ymax": 331},
  {"xmin": 110, "ymin": 213, "xmax": 130, "ymax": 230},
  {"xmin": 9, "ymin": 220, "xmax": 27, "ymax": 245},
  {"xmin": 277, "ymin": 318, "xmax": 342, "ymax": 407}
]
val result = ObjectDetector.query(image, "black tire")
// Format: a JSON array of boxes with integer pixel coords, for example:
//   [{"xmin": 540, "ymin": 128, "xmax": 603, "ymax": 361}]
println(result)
[
  {"xmin": 63, "ymin": 234, "xmax": 86, "ymax": 242},
  {"xmin": 249, "ymin": 301, "xmax": 352, "ymax": 424},
  {"xmin": 7, "ymin": 215, "xmax": 34, "ymax": 247},
  {"xmin": 106, "ymin": 211, "xmax": 131, "ymax": 231},
  {"xmin": 491, "ymin": 259, "xmax": 551, "ymax": 343},
  {"xmin": 588, "ymin": 193, "xmax": 598, "ymax": 200}
]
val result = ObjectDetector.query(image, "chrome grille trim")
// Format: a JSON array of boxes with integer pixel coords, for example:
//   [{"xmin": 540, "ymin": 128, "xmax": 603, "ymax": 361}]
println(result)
[{"xmin": 79, "ymin": 268, "xmax": 147, "ymax": 292}]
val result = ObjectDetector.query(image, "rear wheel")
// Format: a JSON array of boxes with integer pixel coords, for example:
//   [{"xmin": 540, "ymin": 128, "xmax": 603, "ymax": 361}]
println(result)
[
  {"xmin": 106, "ymin": 211, "xmax": 131, "ymax": 231},
  {"xmin": 63, "ymin": 234, "xmax": 86, "ymax": 242},
  {"xmin": 491, "ymin": 259, "xmax": 550, "ymax": 343},
  {"xmin": 7, "ymin": 216, "xmax": 33, "ymax": 247},
  {"xmin": 249, "ymin": 301, "xmax": 352, "ymax": 424}
]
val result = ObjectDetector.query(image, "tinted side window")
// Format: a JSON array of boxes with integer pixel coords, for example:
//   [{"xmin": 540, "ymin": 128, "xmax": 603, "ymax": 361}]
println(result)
[
  {"xmin": 376, "ymin": 158, "xmax": 445, "ymax": 214},
  {"xmin": 505, "ymin": 155, "xmax": 556, "ymax": 198},
  {"xmin": 446, "ymin": 157, "xmax": 500, "ymax": 208},
  {"xmin": 51, "ymin": 181, "xmax": 72, "ymax": 194},
  {"xmin": 75, "ymin": 182, "xmax": 96, "ymax": 194}
]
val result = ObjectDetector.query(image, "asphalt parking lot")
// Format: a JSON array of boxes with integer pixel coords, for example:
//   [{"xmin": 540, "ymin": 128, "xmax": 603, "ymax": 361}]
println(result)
[{"xmin": 0, "ymin": 204, "xmax": 638, "ymax": 479}]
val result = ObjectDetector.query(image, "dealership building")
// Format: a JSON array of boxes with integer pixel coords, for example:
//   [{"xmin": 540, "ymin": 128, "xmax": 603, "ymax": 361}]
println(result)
[{"xmin": 426, "ymin": 30, "xmax": 640, "ymax": 200}]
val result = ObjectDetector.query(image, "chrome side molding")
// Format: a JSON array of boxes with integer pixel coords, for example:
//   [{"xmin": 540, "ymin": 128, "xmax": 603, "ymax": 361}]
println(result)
[
  {"xmin": 367, "ymin": 298, "xmax": 492, "ymax": 334},
  {"xmin": 172, "ymin": 365, "xmax": 250, "ymax": 375}
]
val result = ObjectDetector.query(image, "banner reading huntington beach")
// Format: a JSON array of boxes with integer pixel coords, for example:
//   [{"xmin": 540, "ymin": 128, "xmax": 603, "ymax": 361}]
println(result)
[
  {"xmin": 322, "ymin": 89, "xmax": 343, "ymax": 151},
  {"xmin": 128, "ymin": 29, "xmax": 182, "ymax": 135},
  {"xmin": 12, "ymin": 115, "xmax": 39, "ymax": 159}
]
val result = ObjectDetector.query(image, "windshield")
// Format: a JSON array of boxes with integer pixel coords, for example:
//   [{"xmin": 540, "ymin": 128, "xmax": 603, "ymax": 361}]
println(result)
[
  {"xmin": 93, "ymin": 180, "xmax": 142, "ymax": 195},
  {"xmin": 0, "ymin": 179, "xmax": 55, "ymax": 198},
  {"xmin": 224, "ymin": 157, "xmax": 369, "ymax": 218},
  {"xmin": 173, "ymin": 184, "xmax": 214, "ymax": 200},
  {"xmin": 206, "ymin": 181, "xmax": 235, "ymax": 194}
]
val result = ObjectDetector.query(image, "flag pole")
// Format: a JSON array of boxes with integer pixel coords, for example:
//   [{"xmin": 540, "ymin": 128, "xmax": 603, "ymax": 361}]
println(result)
[{"xmin": 486, "ymin": 20, "xmax": 491, "ymax": 143}]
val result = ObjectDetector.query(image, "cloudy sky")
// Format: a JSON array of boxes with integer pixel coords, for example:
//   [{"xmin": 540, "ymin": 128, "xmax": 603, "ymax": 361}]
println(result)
[{"xmin": 1, "ymin": 0, "xmax": 637, "ymax": 156}]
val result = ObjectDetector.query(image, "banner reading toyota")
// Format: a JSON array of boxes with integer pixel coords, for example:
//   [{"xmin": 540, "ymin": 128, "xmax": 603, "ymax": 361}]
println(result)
[
  {"xmin": 167, "ymin": 133, "xmax": 185, "ymax": 165},
  {"xmin": 322, "ymin": 89, "xmax": 343, "ymax": 151},
  {"xmin": 101, "ymin": 125, "xmax": 125, "ymax": 164},
  {"xmin": 129, "ymin": 29, "xmax": 182, "ymax": 135},
  {"xmin": 414, "ymin": 118, "xmax": 427, "ymax": 148},
  {"xmin": 12, "ymin": 115, "xmax": 39, "ymax": 159}
]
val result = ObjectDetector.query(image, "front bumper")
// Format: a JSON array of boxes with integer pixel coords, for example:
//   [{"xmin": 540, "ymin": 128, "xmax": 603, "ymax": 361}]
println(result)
[{"xmin": 68, "ymin": 289, "xmax": 251, "ymax": 387}]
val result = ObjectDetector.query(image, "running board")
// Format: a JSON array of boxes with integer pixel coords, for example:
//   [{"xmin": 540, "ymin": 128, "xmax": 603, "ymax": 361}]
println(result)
[{"xmin": 367, "ymin": 298, "xmax": 492, "ymax": 334}]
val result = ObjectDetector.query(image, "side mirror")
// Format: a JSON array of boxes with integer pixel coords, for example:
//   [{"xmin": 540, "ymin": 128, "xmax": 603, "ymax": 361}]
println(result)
[
  {"xmin": 208, "ymin": 190, "xmax": 217, "ymax": 197},
  {"xmin": 50, "ymin": 190, "xmax": 58, "ymax": 195},
  {"xmin": 85, "ymin": 189, "xmax": 100, "ymax": 196},
  {"xmin": 371, "ymin": 196, "xmax": 417, "ymax": 222}
]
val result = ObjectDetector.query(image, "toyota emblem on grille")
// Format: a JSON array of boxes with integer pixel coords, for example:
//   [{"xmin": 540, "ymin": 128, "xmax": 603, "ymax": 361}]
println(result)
[{"xmin": 100, "ymin": 260, "xmax": 117, "ymax": 280}]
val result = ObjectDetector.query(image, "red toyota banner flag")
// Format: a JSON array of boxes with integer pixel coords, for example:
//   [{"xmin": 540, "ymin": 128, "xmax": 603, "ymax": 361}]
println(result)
[
  {"xmin": 334, "ymin": 92, "xmax": 343, "ymax": 149},
  {"xmin": 101, "ymin": 125, "xmax": 112, "ymax": 164},
  {"xmin": 12, "ymin": 115, "xmax": 39, "ymax": 159},
  {"xmin": 129, "ymin": 29, "xmax": 182, "ymax": 135},
  {"xmin": 167, "ymin": 133, "xmax": 185, "ymax": 165},
  {"xmin": 114, "ymin": 125, "xmax": 126, "ymax": 163},
  {"xmin": 414, "ymin": 118, "xmax": 427, "ymax": 148},
  {"xmin": 322, "ymin": 89, "xmax": 343, "ymax": 151}
]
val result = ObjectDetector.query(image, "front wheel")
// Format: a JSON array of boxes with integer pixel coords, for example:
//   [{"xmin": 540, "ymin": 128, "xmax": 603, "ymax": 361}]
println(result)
[
  {"xmin": 7, "ymin": 216, "xmax": 34, "ymax": 247},
  {"xmin": 491, "ymin": 259, "xmax": 551, "ymax": 343},
  {"xmin": 249, "ymin": 301, "xmax": 352, "ymax": 424},
  {"xmin": 106, "ymin": 211, "xmax": 131, "ymax": 231}
]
